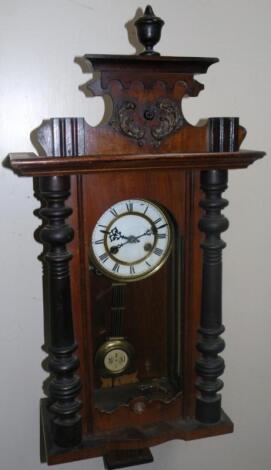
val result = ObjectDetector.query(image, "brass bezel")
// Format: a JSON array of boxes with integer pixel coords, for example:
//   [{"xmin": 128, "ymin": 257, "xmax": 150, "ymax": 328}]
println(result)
[
  {"xmin": 95, "ymin": 337, "xmax": 135, "ymax": 376},
  {"xmin": 89, "ymin": 198, "xmax": 174, "ymax": 283}
]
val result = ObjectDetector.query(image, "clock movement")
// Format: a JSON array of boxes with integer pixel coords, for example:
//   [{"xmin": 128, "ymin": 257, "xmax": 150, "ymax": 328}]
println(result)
[{"xmin": 6, "ymin": 5, "xmax": 265, "ymax": 470}]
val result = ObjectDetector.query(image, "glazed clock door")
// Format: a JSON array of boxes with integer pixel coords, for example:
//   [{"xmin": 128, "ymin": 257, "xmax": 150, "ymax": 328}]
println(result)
[{"xmin": 78, "ymin": 169, "xmax": 188, "ymax": 433}]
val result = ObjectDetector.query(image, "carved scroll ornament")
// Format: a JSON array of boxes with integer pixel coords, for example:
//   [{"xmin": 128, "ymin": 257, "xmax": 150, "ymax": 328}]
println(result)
[{"xmin": 110, "ymin": 98, "xmax": 184, "ymax": 147}]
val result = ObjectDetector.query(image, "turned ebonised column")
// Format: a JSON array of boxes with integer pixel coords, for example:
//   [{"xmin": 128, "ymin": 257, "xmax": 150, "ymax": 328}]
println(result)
[
  {"xmin": 196, "ymin": 117, "xmax": 238, "ymax": 423},
  {"xmin": 39, "ymin": 176, "xmax": 82, "ymax": 447}
]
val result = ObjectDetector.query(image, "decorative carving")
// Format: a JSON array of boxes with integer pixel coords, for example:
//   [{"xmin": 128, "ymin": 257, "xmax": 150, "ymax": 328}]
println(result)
[
  {"xmin": 83, "ymin": 57, "xmax": 212, "ymax": 151},
  {"xmin": 88, "ymin": 74, "xmax": 201, "ymax": 95},
  {"xmin": 111, "ymin": 101, "xmax": 145, "ymax": 143},
  {"xmin": 34, "ymin": 117, "xmax": 85, "ymax": 157},
  {"xmin": 151, "ymin": 99, "xmax": 184, "ymax": 141},
  {"xmin": 110, "ymin": 98, "xmax": 184, "ymax": 147},
  {"xmin": 208, "ymin": 116, "xmax": 239, "ymax": 152}
]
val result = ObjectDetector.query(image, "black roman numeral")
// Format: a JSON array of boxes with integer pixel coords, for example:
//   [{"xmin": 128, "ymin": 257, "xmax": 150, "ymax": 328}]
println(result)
[
  {"xmin": 157, "ymin": 233, "xmax": 166, "ymax": 239},
  {"xmin": 153, "ymin": 217, "xmax": 162, "ymax": 225},
  {"xmin": 130, "ymin": 265, "xmax": 135, "ymax": 275},
  {"xmin": 157, "ymin": 223, "xmax": 168, "ymax": 230},
  {"xmin": 99, "ymin": 252, "xmax": 109, "ymax": 263},
  {"xmin": 95, "ymin": 239, "xmax": 104, "ymax": 244},
  {"xmin": 154, "ymin": 247, "xmax": 163, "ymax": 256},
  {"xmin": 110, "ymin": 208, "xmax": 118, "ymax": 217},
  {"xmin": 112, "ymin": 263, "xmax": 120, "ymax": 273},
  {"xmin": 145, "ymin": 261, "xmax": 151, "ymax": 267},
  {"xmin": 144, "ymin": 205, "xmax": 149, "ymax": 214},
  {"xmin": 126, "ymin": 201, "xmax": 133, "ymax": 212}
]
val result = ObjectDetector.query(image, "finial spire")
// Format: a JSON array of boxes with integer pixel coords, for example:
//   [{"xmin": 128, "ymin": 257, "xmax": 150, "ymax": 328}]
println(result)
[
  {"xmin": 145, "ymin": 5, "xmax": 155, "ymax": 16},
  {"xmin": 135, "ymin": 5, "xmax": 165, "ymax": 56}
]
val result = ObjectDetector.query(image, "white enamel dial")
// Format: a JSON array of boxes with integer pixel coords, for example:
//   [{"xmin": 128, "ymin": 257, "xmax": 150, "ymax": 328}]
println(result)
[
  {"xmin": 104, "ymin": 349, "xmax": 129, "ymax": 373},
  {"xmin": 90, "ymin": 198, "xmax": 173, "ymax": 281}
]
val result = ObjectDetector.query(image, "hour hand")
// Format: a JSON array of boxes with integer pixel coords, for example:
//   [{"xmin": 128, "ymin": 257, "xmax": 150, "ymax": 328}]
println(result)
[
  {"xmin": 110, "ymin": 239, "xmax": 130, "ymax": 254},
  {"xmin": 101, "ymin": 227, "xmax": 123, "ymax": 242},
  {"xmin": 110, "ymin": 227, "xmax": 122, "ymax": 241},
  {"xmin": 110, "ymin": 246, "xmax": 119, "ymax": 255}
]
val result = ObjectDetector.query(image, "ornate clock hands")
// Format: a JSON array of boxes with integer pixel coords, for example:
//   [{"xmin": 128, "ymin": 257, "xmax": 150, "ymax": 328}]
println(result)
[
  {"xmin": 109, "ymin": 227, "xmax": 156, "ymax": 256},
  {"xmin": 103, "ymin": 224, "xmax": 156, "ymax": 249},
  {"xmin": 133, "ymin": 228, "xmax": 154, "ymax": 240},
  {"xmin": 100, "ymin": 227, "xmax": 123, "ymax": 241},
  {"xmin": 110, "ymin": 237, "xmax": 141, "ymax": 255},
  {"xmin": 92, "ymin": 199, "xmax": 172, "ymax": 281},
  {"xmin": 110, "ymin": 229, "xmax": 152, "ymax": 253},
  {"xmin": 102, "ymin": 227, "xmax": 135, "ymax": 243}
]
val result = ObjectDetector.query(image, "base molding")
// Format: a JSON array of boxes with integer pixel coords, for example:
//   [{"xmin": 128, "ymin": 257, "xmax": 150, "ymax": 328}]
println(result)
[{"xmin": 40, "ymin": 398, "xmax": 233, "ymax": 466}]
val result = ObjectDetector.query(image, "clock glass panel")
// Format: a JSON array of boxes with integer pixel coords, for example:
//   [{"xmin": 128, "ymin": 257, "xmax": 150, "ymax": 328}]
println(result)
[
  {"xmin": 104, "ymin": 349, "xmax": 129, "ymax": 373},
  {"xmin": 89, "ymin": 198, "xmax": 182, "ymax": 414}
]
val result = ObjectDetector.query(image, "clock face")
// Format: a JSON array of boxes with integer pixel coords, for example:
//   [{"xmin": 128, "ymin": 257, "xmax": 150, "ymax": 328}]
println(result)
[
  {"xmin": 104, "ymin": 348, "xmax": 129, "ymax": 374},
  {"xmin": 90, "ymin": 198, "xmax": 173, "ymax": 281},
  {"xmin": 95, "ymin": 338, "xmax": 134, "ymax": 377}
]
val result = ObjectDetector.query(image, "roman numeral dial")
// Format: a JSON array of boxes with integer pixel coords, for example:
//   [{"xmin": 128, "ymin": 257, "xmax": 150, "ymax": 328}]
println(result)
[{"xmin": 90, "ymin": 199, "xmax": 173, "ymax": 281}]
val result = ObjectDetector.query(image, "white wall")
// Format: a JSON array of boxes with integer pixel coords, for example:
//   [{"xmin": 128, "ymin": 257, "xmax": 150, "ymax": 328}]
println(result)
[{"xmin": 0, "ymin": 1, "xmax": 270, "ymax": 470}]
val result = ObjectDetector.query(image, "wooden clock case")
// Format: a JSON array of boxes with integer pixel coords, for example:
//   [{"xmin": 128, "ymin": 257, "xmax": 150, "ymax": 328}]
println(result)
[{"xmin": 7, "ymin": 6, "xmax": 265, "ymax": 469}]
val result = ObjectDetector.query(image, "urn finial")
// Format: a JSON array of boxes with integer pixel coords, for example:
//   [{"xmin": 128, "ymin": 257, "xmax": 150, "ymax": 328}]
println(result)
[{"xmin": 135, "ymin": 5, "xmax": 165, "ymax": 56}]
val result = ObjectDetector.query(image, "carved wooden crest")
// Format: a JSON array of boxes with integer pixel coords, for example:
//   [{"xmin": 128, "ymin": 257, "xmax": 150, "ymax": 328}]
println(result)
[{"xmin": 110, "ymin": 96, "xmax": 184, "ymax": 148}]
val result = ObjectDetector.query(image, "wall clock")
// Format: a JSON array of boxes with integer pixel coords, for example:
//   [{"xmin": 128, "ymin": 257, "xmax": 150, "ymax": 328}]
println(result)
[{"xmin": 6, "ymin": 5, "xmax": 265, "ymax": 470}]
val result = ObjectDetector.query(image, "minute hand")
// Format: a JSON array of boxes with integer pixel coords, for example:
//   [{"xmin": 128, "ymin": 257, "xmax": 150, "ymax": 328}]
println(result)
[
  {"xmin": 132, "ymin": 229, "xmax": 153, "ymax": 240},
  {"xmin": 133, "ymin": 223, "xmax": 168, "ymax": 240}
]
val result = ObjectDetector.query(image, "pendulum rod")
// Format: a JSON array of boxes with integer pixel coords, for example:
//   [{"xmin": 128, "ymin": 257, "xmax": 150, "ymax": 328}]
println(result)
[{"xmin": 111, "ymin": 283, "xmax": 126, "ymax": 337}]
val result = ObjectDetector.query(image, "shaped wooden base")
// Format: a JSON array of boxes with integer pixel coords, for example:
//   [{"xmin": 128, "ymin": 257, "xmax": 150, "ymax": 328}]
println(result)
[{"xmin": 40, "ymin": 398, "xmax": 233, "ymax": 467}]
